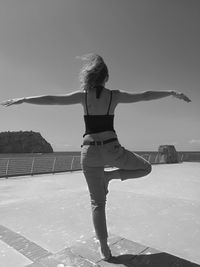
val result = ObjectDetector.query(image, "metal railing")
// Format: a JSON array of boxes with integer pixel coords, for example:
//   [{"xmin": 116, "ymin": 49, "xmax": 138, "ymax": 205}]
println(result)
[
  {"xmin": 0, "ymin": 151, "xmax": 199, "ymax": 179},
  {"xmin": 140, "ymin": 152, "xmax": 184, "ymax": 164},
  {"xmin": 0, "ymin": 155, "xmax": 81, "ymax": 178},
  {"xmin": 139, "ymin": 151, "xmax": 200, "ymax": 163}
]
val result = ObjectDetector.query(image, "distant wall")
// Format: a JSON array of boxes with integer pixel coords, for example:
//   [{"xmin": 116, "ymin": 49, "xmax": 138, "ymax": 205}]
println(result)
[{"xmin": 179, "ymin": 152, "xmax": 200, "ymax": 162}]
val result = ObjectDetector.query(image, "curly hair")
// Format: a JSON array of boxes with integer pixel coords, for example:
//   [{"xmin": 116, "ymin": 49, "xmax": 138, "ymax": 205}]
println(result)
[{"xmin": 78, "ymin": 53, "xmax": 109, "ymax": 91}]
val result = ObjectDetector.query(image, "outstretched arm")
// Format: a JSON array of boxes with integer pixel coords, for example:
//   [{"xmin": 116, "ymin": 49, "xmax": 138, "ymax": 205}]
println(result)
[
  {"xmin": 117, "ymin": 90, "xmax": 191, "ymax": 104},
  {"xmin": 1, "ymin": 91, "xmax": 83, "ymax": 107}
]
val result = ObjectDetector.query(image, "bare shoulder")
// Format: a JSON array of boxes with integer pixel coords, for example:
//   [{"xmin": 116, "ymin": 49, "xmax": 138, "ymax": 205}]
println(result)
[
  {"xmin": 104, "ymin": 87, "xmax": 120, "ymax": 99},
  {"xmin": 114, "ymin": 89, "xmax": 145, "ymax": 103},
  {"xmin": 58, "ymin": 90, "xmax": 85, "ymax": 105},
  {"xmin": 69, "ymin": 90, "xmax": 85, "ymax": 101},
  {"xmin": 68, "ymin": 90, "xmax": 84, "ymax": 96},
  {"xmin": 101, "ymin": 88, "xmax": 120, "ymax": 110}
]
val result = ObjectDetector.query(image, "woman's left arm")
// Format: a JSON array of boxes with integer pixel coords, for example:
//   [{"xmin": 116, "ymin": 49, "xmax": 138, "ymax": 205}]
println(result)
[
  {"xmin": 144, "ymin": 90, "xmax": 191, "ymax": 103},
  {"xmin": 1, "ymin": 91, "xmax": 83, "ymax": 107}
]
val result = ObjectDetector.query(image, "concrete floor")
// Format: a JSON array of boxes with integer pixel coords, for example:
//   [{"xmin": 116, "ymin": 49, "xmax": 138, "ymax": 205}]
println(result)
[{"xmin": 0, "ymin": 162, "xmax": 200, "ymax": 267}]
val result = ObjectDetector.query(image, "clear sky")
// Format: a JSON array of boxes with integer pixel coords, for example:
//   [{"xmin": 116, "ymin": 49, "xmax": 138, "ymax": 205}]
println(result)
[{"xmin": 0, "ymin": 0, "xmax": 199, "ymax": 151}]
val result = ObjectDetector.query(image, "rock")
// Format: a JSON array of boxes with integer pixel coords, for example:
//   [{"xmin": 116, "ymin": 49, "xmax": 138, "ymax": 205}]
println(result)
[
  {"xmin": 157, "ymin": 145, "xmax": 178, "ymax": 163},
  {"xmin": 0, "ymin": 131, "xmax": 53, "ymax": 153}
]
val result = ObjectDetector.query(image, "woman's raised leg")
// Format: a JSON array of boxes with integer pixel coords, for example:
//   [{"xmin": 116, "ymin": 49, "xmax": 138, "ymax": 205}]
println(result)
[{"xmin": 104, "ymin": 148, "xmax": 152, "ymax": 183}]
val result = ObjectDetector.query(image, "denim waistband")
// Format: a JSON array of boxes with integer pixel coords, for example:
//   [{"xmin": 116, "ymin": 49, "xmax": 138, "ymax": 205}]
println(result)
[
  {"xmin": 83, "ymin": 131, "xmax": 118, "ymax": 142},
  {"xmin": 82, "ymin": 138, "xmax": 118, "ymax": 146}
]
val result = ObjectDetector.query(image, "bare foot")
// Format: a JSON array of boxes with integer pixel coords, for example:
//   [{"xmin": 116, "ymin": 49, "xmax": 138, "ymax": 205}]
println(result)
[{"xmin": 99, "ymin": 245, "xmax": 112, "ymax": 260}]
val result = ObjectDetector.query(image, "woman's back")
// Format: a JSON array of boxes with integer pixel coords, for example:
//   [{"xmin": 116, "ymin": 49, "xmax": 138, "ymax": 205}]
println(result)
[
  {"xmin": 83, "ymin": 87, "xmax": 117, "ymax": 115},
  {"xmin": 83, "ymin": 87, "xmax": 118, "ymax": 136}
]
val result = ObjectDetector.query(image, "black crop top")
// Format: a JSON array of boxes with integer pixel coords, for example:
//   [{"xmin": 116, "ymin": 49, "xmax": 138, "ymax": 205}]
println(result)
[{"xmin": 83, "ymin": 88, "xmax": 115, "ymax": 136}]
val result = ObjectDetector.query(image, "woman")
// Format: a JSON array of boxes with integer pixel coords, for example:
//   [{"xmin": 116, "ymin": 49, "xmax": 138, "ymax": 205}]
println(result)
[{"xmin": 1, "ymin": 54, "xmax": 191, "ymax": 260}]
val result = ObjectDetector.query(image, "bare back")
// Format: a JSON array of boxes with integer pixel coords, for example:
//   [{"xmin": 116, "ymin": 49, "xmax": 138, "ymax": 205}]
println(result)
[{"xmin": 82, "ymin": 88, "xmax": 118, "ymax": 115}]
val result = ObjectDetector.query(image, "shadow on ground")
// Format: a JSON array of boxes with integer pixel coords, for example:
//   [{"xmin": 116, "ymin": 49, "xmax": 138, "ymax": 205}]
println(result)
[{"xmin": 107, "ymin": 252, "xmax": 199, "ymax": 267}]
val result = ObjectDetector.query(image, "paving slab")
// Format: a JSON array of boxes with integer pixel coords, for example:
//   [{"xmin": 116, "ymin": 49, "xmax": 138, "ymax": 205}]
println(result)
[
  {"xmin": 0, "ymin": 240, "xmax": 31, "ymax": 267},
  {"xmin": 25, "ymin": 234, "xmax": 199, "ymax": 267},
  {"xmin": 0, "ymin": 163, "xmax": 200, "ymax": 266},
  {"xmin": 0, "ymin": 225, "xmax": 52, "ymax": 262}
]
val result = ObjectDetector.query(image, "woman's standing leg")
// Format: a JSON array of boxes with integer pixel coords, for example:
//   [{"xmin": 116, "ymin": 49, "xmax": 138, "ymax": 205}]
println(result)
[
  {"xmin": 82, "ymin": 165, "xmax": 111, "ymax": 259},
  {"xmin": 83, "ymin": 166, "xmax": 107, "ymax": 239}
]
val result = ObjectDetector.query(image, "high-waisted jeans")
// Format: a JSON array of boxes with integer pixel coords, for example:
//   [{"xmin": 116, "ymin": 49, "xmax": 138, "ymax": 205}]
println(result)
[{"xmin": 81, "ymin": 131, "xmax": 151, "ymax": 241}]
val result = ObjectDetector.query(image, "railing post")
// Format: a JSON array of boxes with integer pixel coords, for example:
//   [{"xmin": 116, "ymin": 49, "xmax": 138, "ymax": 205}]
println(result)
[
  {"xmin": 155, "ymin": 153, "xmax": 159, "ymax": 164},
  {"xmin": 5, "ymin": 158, "xmax": 10, "ymax": 179},
  {"xmin": 52, "ymin": 157, "xmax": 57, "ymax": 174},
  {"xmin": 70, "ymin": 156, "xmax": 75, "ymax": 171},
  {"xmin": 181, "ymin": 153, "xmax": 184, "ymax": 162},
  {"xmin": 31, "ymin": 157, "xmax": 35, "ymax": 175}
]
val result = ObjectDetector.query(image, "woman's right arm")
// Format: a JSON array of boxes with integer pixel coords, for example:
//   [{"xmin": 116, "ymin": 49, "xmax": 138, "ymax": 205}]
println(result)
[
  {"xmin": 116, "ymin": 90, "xmax": 191, "ymax": 104},
  {"xmin": 1, "ymin": 91, "xmax": 84, "ymax": 107}
]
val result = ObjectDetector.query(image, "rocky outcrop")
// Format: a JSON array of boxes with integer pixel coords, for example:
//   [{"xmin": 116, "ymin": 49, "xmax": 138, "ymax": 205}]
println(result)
[
  {"xmin": 0, "ymin": 131, "xmax": 53, "ymax": 153},
  {"xmin": 158, "ymin": 145, "xmax": 178, "ymax": 163}
]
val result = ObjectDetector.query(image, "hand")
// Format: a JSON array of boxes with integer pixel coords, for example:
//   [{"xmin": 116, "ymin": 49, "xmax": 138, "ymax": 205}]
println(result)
[
  {"xmin": 171, "ymin": 91, "xmax": 191, "ymax": 103},
  {"xmin": 1, "ymin": 98, "xmax": 24, "ymax": 107}
]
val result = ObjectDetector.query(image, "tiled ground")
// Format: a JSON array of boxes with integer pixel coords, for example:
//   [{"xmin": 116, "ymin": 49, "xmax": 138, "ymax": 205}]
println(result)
[{"xmin": 0, "ymin": 162, "xmax": 200, "ymax": 266}]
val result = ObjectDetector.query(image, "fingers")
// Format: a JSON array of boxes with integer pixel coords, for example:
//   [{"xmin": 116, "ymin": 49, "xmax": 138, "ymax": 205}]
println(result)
[
  {"xmin": 184, "ymin": 97, "xmax": 191, "ymax": 102},
  {"xmin": 180, "ymin": 93, "xmax": 191, "ymax": 103},
  {"xmin": 173, "ymin": 92, "xmax": 191, "ymax": 103},
  {"xmin": 1, "ymin": 98, "xmax": 24, "ymax": 107},
  {"xmin": 1, "ymin": 99, "xmax": 17, "ymax": 107},
  {"xmin": 1, "ymin": 100, "xmax": 13, "ymax": 107}
]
